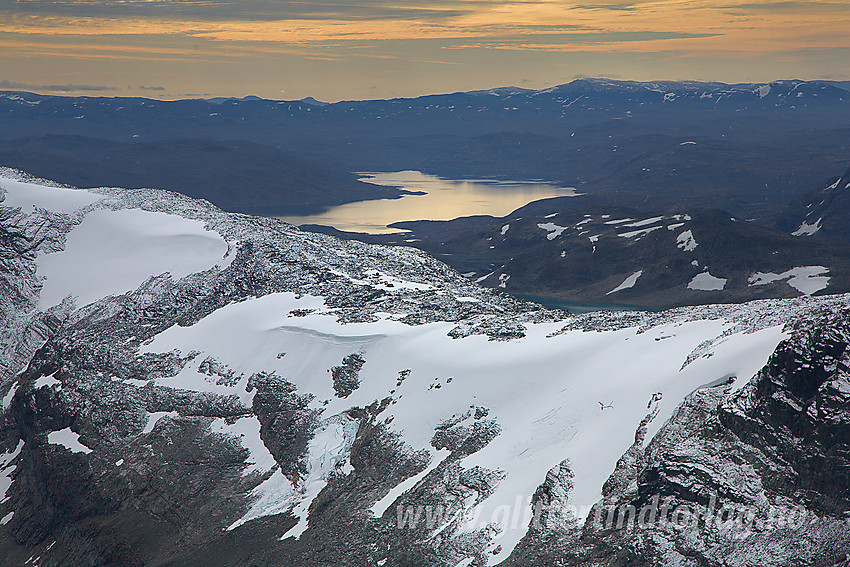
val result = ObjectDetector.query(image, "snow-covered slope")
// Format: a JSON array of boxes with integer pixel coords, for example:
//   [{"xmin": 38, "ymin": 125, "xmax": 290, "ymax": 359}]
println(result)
[
  {"xmin": 1, "ymin": 169, "xmax": 848, "ymax": 567},
  {"xmin": 139, "ymin": 290, "xmax": 787, "ymax": 563}
]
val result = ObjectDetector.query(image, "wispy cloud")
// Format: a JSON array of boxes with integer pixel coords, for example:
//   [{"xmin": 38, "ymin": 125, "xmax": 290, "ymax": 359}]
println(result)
[
  {"xmin": 442, "ymin": 31, "xmax": 720, "ymax": 52},
  {"xmin": 0, "ymin": 79, "xmax": 118, "ymax": 92},
  {"xmin": 573, "ymin": 3, "xmax": 640, "ymax": 11},
  {"xmin": 721, "ymin": 1, "xmax": 850, "ymax": 12},
  {"xmin": 0, "ymin": 0, "xmax": 480, "ymax": 21}
]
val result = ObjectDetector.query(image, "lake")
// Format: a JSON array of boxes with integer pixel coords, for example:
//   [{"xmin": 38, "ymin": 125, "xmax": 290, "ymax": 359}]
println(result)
[
  {"xmin": 513, "ymin": 294, "xmax": 657, "ymax": 314},
  {"xmin": 279, "ymin": 170, "xmax": 578, "ymax": 234}
]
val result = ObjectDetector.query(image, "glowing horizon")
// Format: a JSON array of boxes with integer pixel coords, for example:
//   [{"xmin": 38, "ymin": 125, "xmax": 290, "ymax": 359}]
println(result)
[{"xmin": 1, "ymin": 1, "xmax": 848, "ymax": 101}]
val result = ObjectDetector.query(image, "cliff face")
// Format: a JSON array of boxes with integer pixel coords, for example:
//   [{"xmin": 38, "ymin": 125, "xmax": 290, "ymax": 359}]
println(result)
[{"xmin": 1, "ymin": 169, "xmax": 848, "ymax": 567}]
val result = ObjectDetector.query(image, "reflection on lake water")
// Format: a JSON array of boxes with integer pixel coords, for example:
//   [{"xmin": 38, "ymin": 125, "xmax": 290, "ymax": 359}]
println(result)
[{"xmin": 278, "ymin": 170, "xmax": 578, "ymax": 234}]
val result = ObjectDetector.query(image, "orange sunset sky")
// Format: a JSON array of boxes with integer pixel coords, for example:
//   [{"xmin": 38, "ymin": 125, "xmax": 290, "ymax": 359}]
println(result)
[{"xmin": 1, "ymin": 0, "xmax": 849, "ymax": 101}]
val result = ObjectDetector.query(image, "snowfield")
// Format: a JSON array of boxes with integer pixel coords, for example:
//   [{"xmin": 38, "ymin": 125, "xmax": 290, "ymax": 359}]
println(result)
[
  {"xmin": 0, "ymin": 170, "xmax": 233, "ymax": 311},
  {"xmin": 37, "ymin": 208, "xmax": 232, "ymax": 309},
  {"xmin": 0, "ymin": 172, "xmax": 103, "ymax": 214}
]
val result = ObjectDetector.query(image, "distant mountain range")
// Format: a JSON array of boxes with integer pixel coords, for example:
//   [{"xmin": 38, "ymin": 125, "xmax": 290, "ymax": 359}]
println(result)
[
  {"xmin": 1, "ymin": 78, "xmax": 848, "ymax": 220},
  {"xmin": 2, "ymin": 78, "xmax": 849, "ymax": 308},
  {"xmin": 822, "ymin": 80, "xmax": 850, "ymax": 91}
]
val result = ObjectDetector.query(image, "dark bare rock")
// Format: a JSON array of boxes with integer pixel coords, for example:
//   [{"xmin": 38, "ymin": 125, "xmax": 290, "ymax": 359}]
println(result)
[{"xmin": 332, "ymin": 353, "xmax": 366, "ymax": 398}]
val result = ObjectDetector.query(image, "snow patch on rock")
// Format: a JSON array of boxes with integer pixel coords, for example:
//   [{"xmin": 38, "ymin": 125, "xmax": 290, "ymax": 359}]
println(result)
[
  {"xmin": 47, "ymin": 428, "xmax": 92, "ymax": 454},
  {"xmin": 372, "ymin": 448, "xmax": 451, "ymax": 518},
  {"xmin": 607, "ymin": 271, "xmax": 643, "ymax": 295},
  {"xmin": 211, "ymin": 416, "xmax": 278, "ymax": 476},
  {"xmin": 688, "ymin": 271, "xmax": 727, "ymax": 291},
  {"xmin": 537, "ymin": 222, "xmax": 567, "ymax": 240},
  {"xmin": 749, "ymin": 266, "xmax": 830, "ymax": 295},
  {"xmin": 792, "ymin": 217, "xmax": 822, "ymax": 236},
  {"xmin": 677, "ymin": 230, "xmax": 698, "ymax": 251},
  {"xmin": 2, "ymin": 382, "xmax": 18, "ymax": 412},
  {"xmin": 624, "ymin": 216, "xmax": 663, "ymax": 228},
  {"xmin": 618, "ymin": 226, "xmax": 661, "ymax": 239},
  {"xmin": 143, "ymin": 411, "xmax": 179, "ymax": 435},
  {"xmin": 33, "ymin": 372, "xmax": 61, "ymax": 390},
  {"xmin": 1, "ymin": 440, "xmax": 24, "ymax": 503}
]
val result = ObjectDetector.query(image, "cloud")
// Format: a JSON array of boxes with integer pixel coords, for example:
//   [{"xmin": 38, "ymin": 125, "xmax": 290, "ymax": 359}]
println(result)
[
  {"xmin": 721, "ymin": 1, "xmax": 850, "ymax": 12},
  {"xmin": 0, "ymin": 0, "xmax": 479, "ymax": 21},
  {"xmin": 0, "ymin": 80, "xmax": 118, "ymax": 92},
  {"xmin": 441, "ymin": 31, "xmax": 720, "ymax": 52},
  {"xmin": 573, "ymin": 3, "xmax": 639, "ymax": 11},
  {"xmin": 138, "ymin": 85, "xmax": 166, "ymax": 91}
]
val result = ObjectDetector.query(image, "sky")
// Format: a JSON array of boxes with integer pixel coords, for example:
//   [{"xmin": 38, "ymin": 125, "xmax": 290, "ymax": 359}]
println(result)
[{"xmin": 1, "ymin": 0, "xmax": 849, "ymax": 102}]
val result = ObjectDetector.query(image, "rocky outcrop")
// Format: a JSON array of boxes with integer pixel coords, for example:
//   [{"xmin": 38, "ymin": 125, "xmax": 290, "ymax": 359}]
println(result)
[
  {"xmin": 332, "ymin": 354, "xmax": 366, "ymax": 398},
  {"xmin": 719, "ymin": 309, "xmax": 850, "ymax": 515}
]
